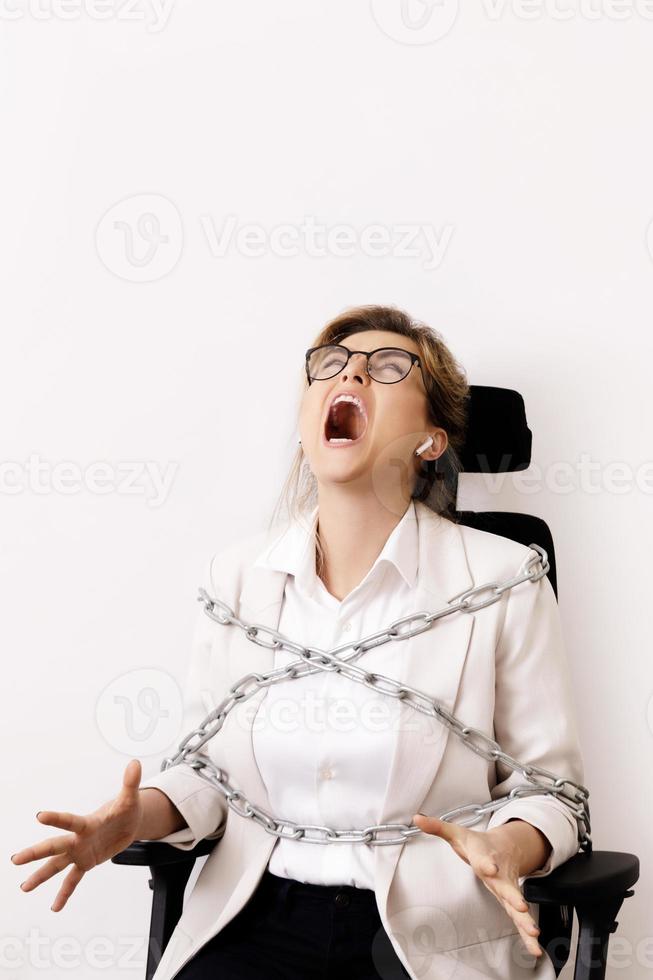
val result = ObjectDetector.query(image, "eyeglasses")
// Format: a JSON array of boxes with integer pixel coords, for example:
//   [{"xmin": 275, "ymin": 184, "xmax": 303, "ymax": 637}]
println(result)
[{"xmin": 305, "ymin": 344, "xmax": 428, "ymax": 389}]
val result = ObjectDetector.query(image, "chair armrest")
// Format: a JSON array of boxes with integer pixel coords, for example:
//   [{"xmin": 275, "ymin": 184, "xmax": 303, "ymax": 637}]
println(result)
[
  {"xmin": 111, "ymin": 838, "xmax": 219, "ymax": 868},
  {"xmin": 111, "ymin": 838, "xmax": 220, "ymax": 980},
  {"xmin": 522, "ymin": 850, "xmax": 640, "ymax": 905}
]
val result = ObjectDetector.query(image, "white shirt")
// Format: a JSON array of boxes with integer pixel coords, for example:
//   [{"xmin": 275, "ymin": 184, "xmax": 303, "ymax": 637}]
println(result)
[{"xmin": 250, "ymin": 499, "xmax": 420, "ymax": 889}]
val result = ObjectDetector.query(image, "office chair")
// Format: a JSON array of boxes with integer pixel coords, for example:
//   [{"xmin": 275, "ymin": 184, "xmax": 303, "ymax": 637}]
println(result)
[{"xmin": 112, "ymin": 385, "xmax": 639, "ymax": 980}]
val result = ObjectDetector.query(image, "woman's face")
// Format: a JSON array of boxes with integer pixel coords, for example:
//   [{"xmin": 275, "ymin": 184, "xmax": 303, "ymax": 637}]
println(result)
[{"xmin": 298, "ymin": 329, "xmax": 447, "ymax": 504}]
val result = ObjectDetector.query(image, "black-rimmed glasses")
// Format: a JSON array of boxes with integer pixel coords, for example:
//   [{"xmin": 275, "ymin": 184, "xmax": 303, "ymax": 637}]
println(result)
[{"xmin": 305, "ymin": 344, "xmax": 428, "ymax": 389}]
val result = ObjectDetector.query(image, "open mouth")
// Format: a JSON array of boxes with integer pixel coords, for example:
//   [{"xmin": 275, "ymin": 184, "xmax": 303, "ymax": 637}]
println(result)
[{"xmin": 323, "ymin": 393, "xmax": 368, "ymax": 446}]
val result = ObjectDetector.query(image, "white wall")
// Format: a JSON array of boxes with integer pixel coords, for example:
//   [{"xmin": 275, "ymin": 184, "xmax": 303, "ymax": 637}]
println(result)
[{"xmin": 2, "ymin": 2, "xmax": 651, "ymax": 976}]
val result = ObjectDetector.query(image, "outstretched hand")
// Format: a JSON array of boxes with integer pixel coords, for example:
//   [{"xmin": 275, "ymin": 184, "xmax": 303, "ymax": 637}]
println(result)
[
  {"xmin": 11, "ymin": 759, "xmax": 144, "ymax": 912},
  {"xmin": 412, "ymin": 813, "xmax": 543, "ymax": 959}
]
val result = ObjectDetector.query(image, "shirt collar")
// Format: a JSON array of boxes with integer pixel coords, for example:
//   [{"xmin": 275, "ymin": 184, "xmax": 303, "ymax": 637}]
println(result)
[{"xmin": 252, "ymin": 499, "xmax": 419, "ymax": 599}]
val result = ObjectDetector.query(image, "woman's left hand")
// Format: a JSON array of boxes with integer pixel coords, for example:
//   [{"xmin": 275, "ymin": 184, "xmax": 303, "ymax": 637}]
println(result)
[{"xmin": 412, "ymin": 813, "xmax": 543, "ymax": 959}]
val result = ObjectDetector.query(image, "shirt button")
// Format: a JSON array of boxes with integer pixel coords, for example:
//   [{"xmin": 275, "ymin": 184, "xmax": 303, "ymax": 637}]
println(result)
[
  {"xmin": 319, "ymin": 767, "xmax": 335, "ymax": 780},
  {"xmin": 342, "ymin": 622, "xmax": 352, "ymax": 633}
]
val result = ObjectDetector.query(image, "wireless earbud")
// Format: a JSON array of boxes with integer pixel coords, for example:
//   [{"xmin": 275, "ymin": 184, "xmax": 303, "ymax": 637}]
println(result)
[{"xmin": 414, "ymin": 436, "xmax": 434, "ymax": 457}]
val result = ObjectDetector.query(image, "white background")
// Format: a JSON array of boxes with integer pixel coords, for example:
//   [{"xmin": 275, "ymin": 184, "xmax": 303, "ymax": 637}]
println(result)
[{"xmin": 2, "ymin": 1, "xmax": 652, "ymax": 977}]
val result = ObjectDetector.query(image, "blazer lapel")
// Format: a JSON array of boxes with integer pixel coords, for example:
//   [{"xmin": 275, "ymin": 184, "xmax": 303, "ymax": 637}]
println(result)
[
  {"xmin": 214, "ymin": 564, "xmax": 288, "ymax": 816},
  {"xmin": 216, "ymin": 502, "xmax": 476, "ymax": 860}
]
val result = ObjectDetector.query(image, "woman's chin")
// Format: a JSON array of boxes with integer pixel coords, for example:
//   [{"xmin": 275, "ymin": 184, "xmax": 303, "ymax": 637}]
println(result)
[{"xmin": 314, "ymin": 441, "xmax": 370, "ymax": 477}]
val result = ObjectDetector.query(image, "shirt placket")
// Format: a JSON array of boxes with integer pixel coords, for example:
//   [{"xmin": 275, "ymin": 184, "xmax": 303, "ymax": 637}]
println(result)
[{"xmin": 314, "ymin": 591, "xmax": 361, "ymax": 881}]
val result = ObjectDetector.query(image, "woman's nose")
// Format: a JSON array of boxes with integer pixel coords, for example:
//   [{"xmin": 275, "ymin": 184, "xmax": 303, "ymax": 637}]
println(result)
[{"xmin": 341, "ymin": 353, "xmax": 370, "ymax": 383}]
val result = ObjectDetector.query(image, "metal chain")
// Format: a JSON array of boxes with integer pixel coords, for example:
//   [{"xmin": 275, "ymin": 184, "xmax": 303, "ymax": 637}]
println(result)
[{"xmin": 160, "ymin": 544, "xmax": 591, "ymax": 852}]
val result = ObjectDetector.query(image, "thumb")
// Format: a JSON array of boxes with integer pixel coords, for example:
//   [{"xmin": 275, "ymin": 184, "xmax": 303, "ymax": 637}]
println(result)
[
  {"xmin": 412, "ymin": 813, "xmax": 457, "ymax": 841},
  {"xmin": 121, "ymin": 759, "xmax": 142, "ymax": 797}
]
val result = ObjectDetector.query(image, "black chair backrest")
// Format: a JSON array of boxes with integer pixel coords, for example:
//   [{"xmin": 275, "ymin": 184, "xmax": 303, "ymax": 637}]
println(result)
[{"xmin": 452, "ymin": 385, "xmax": 558, "ymax": 599}]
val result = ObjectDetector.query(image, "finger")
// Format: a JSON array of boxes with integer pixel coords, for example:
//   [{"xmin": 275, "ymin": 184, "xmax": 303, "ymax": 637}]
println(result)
[
  {"xmin": 516, "ymin": 921, "xmax": 543, "ymax": 958},
  {"xmin": 20, "ymin": 854, "xmax": 70, "ymax": 893},
  {"xmin": 11, "ymin": 834, "xmax": 72, "ymax": 866},
  {"xmin": 412, "ymin": 814, "xmax": 461, "ymax": 843},
  {"xmin": 119, "ymin": 759, "xmax": 142, "ymax": 800},
  {"xmin": 490, "ymin": 891, "xmax": 542, "ymax": 957},
  {"xmin": 481, "ymin": 875, "xmax": 540, "ymax": 938},
  {"xmin": 512, "ymin": 907, "xmax": 540, "ymax": 936},
  {"xmin": 481, "ymin": 872, "xmax": 531, "ymax": 915},
  {"xmin": 512, "ymin": 918, "xmax": 542, "ymax": 958},
  {"xmin": 34, "ymin": 811, "xmax": 86, "ymax": 834},
  {"xmin": 506, "ymin": 901, "xmax": 542, "ymax": 955},
  {"xmin": 51, "ymin": 864, "xmax": 85, "ymax": 912}
]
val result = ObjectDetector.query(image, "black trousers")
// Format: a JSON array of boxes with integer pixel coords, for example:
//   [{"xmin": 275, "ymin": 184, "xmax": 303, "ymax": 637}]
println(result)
[{"xmin": 175, "ymin": 868, "xmax": 412, "ymax": 980}]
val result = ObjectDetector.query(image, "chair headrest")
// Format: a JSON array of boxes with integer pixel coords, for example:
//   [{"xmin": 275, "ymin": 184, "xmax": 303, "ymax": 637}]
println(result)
[
  {"xmin": 460, "ymin": 386, "xmax": 532, "ymax": 474},
  {"xmin": 455, "ymin": 385, "xmax": 558, "ymax": 598}
]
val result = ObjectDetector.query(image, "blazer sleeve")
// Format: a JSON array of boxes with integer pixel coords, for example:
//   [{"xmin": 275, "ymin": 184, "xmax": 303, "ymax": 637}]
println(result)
[
  {"xmin": 485, "ymin": 550, "xmax": 587, "ymax": 883},
  {"xmin": 137, "ymin": 556, "xmax": 229, "ymax": 851}
]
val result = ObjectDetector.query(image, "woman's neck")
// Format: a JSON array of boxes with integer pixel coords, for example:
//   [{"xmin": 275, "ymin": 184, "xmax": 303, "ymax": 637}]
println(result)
[{"xmin": 315, "ymin": 488, "xmax": 411, "ymax": 602}]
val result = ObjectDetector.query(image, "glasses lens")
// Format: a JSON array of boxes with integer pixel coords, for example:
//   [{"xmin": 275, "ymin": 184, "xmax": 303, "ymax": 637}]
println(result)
[
  {"xmin": 307, "ymin": 345, "xmax": 348, "ymax": 380},
  {"xmin": 368, "ymin": 349, "xmax": 413, "ymax": 383}
]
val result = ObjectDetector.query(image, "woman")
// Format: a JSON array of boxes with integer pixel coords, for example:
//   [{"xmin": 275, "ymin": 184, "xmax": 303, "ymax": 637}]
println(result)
[{"xmin": 11, "ymin": 305, "xmax": 586, "ymax": 980}]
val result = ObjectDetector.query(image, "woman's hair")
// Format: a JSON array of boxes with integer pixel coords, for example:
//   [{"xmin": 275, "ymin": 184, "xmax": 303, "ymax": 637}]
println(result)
[{"xmin": 269, "ymin": 304, "xmax": 470, "ymax": 571}]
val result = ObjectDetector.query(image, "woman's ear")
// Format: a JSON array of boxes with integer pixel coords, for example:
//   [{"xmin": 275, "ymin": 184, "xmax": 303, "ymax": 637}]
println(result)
[{"xmin": 417, "ymin": 430, "xmax": 447, "ymax": 462}]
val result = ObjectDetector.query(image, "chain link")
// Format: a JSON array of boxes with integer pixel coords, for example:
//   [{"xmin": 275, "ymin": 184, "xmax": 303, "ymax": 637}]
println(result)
[{"xmin": 160, "ymin": 544, "xmax": 591, "ymax": 852}]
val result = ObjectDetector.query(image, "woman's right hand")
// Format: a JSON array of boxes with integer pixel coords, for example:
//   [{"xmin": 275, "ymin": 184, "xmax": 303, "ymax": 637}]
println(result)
[{"xmin": 10, "ymin": 758, "xmax": 144, "ymax": 912}]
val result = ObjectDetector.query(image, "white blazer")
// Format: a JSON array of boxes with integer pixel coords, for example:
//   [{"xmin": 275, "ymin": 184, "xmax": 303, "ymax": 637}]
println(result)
[{"xmin": 139, "ymin": 500, "xmax": 586, "ymax": 980}]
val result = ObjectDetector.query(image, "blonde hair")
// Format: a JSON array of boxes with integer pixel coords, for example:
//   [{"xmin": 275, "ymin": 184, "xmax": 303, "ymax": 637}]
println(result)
[{"xmin": 268, "ymin": 304, "xmax": 470, "ymax": 576}]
